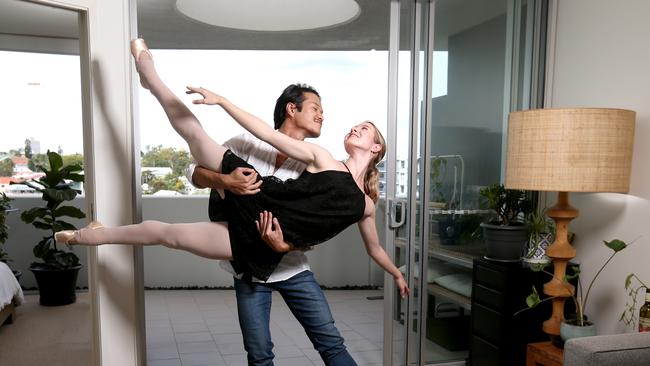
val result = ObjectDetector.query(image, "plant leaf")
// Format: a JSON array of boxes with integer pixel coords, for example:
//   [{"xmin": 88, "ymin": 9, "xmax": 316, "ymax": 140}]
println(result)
[
  {"xmin": 47, "ymin": 150, "xmax": 63, "ymax": 171},
  {"xmin": 625, "ymin": 273, "xmax": 634, "ymax": 289},
  {"xmin": 20, "ymin": 207, "xmax": 50, "ymax": 224},
  {"xmin": 54, "ymin": 206, "xmax": 86, "ymax": 219},
  {"xmin": 13, "ymin": 180, "xmax": 45, "ymax": 192},
  {"xmin": 43, "ymin": 187, "xmax": 77, "ymax": 202},
  {"xmin": 61, "ymin": 164, "xmax": 83, "ymax": 173},
  {"xmin": 604, "ymin": 239, "xmax": 627, "ymax": 252},
  {"xmin": 32, "ymin": 221, "xmax": 52, "ymax": 231},
  {"xmin": 526, "ymin": 286, "xmax": 541, "ymax": 308},
  {"xmin": 65, "ymin": 173, "xmax": 85, "ymax": 182},
  {"xmin": 529, "ymin": 263, "xmax": 546, "ymax": 272},
  {"xmin": 33, "ymin": 237, "xmax": 52, "ymax": 259},
  {"xmin": 53, "ymin": 221, "xmax": 77, "ymax": 232}
]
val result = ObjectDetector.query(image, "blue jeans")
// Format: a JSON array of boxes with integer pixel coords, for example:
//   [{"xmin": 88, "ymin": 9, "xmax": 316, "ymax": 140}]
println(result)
[{"xmin": 234, "ymin": 270, "xmax": 357, "ymax": 366}]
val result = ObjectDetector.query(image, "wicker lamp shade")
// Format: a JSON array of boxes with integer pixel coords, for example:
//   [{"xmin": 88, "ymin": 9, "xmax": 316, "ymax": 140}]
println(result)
[{"xmin": 506, "ymin": 108, "xmax": 636, "ymax": 193}]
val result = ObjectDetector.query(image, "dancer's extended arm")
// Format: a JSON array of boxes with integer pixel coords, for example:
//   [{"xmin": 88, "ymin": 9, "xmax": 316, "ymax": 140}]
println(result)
[
  {"xmin": 357, "ymin": 205, "xmax": 410, "ymax": 298},
  {"xmin": 186, "ymin": 86, "xmax": 332, "ymax": 170}
]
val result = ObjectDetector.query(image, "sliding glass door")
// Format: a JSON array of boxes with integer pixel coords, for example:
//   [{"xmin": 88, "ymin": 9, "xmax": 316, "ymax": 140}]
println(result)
[{"xmin": 383, "ymin": 0, "xmax": 548, "ymax": 364}]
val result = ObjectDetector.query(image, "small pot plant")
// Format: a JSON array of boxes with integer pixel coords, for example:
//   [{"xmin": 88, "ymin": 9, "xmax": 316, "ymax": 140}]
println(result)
[
  {"xmin": 16, "ymin": 150, "xmax": 85, "ymax": 306},
  {"xmin": 479, "ymin": 184, "xmax": 533, "ymax": 261},
  {"xmin": 430, "ymin": 157, "xmax": 448, "ymax": 209},
  {"xmin": 523, "ymin": 209, "xmax": 554, "ymax": 264},
  {"xmin": 518, "ymin": 238, "xmax": 634, "ymax": 340}
]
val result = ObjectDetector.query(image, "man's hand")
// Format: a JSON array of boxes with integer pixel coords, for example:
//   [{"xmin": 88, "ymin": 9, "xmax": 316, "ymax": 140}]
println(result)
[
  {"xmin": 192, "ymin": 166, "xmax": 260, "ymax": 195},
  {"xmin": 255, "ymin": 211, "xmax": 294, "ymax": 253},
  {"xmin": 224, "ymin": 167, "xmax": 262, "ymax": 195}
]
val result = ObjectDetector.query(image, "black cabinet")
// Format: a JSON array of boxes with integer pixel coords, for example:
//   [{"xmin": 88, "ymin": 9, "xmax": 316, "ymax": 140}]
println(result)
[{"xmin": 469, "ymin": 258, "xmax": 554, "ymax": 366}]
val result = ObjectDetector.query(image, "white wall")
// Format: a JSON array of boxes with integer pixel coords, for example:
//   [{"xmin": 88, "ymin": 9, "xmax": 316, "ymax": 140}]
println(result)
[
  {"xmin": 549, "ymin": 0, "xmax": 650, "ymax": 334},
  {"xmin": 5, "ymin": 195, "xmax": 384, "ymax": 289}
]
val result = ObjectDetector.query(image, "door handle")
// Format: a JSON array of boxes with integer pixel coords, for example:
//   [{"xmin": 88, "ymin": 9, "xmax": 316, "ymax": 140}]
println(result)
[{"xmin": 388, "ymin": 198, "xmax": 406, "ymax": 228}]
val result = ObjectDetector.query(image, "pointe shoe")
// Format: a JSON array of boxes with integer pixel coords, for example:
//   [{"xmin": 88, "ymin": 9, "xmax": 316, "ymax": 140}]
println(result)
[
  {"xmin": 54, "ymin": 230, "xmax": 77, "ymax": 245},
  {"xmin": 130, "ymin": 38, "xmax": 153, "ymax": 89},
  {"xmin": 55, "ymin": 221, "xmax": 104, "ymax": 245},
  {"xmin": 130, "ymin": 38, "xmax": 152, "ymax": 62}
]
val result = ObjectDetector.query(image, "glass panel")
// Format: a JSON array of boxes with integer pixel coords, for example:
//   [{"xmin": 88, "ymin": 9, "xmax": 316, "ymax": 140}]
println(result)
[
  {"xmin": 387, "ymin": 0, "xmax": 417, "ymax": 364},
  {"xmin": 136, "ymin": 1, "xmax": 396, "ymax": 365},
  {"xmin": 422, "ymin": 0, "xmax": 510, "ymax": 364},
  {"xmin": 0, "ymin": 1, "xmax": 91, "ymax": 363}
]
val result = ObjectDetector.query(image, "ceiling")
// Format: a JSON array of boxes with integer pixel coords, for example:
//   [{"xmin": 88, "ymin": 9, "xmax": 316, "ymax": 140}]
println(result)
[
  {"xmin": 0, "ymin": 0, "xmax": 506, "ymax": 53},
  {"xmin": 138, "ymin": 0, "xmax": 391, "ymax": 50}
]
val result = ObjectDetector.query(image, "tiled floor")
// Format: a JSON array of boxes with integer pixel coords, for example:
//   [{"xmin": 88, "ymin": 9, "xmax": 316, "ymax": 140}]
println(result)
[{"xmin": 145, "ymin": 289, "xmax": 385, "ymax": 366}]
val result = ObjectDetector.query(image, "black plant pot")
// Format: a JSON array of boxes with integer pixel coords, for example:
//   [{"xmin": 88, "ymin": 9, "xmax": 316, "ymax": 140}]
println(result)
[
  {"xmin": 481, "ymin": 222, "xmax": 528, "ymax": 261},
  {"xmin": 30, "ymin": 265, "xmax": 82, "ymax": 306}
]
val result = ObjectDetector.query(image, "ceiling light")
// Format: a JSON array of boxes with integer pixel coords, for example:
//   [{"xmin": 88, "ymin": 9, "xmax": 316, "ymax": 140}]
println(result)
[{"xmin": 176, "ymin": 0, "xmax": 360, "ymax": 32}]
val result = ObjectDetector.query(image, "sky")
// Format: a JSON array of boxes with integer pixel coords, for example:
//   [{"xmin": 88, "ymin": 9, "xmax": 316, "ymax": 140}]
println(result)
[{"xmin": 1, "ymin": 49, "xmax": 446, "ymax": 161}]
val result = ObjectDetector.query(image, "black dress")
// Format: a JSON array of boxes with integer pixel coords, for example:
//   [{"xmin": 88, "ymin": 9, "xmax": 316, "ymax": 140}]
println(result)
[{"xmin": 216, "ymin": 150, "xmax": 366, "ymax": 281}]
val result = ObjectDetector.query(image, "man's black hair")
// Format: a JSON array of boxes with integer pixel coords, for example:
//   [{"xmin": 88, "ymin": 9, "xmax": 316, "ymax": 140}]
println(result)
[{"xmin": 273, "ymin": 83, "xmax": 320, "ymax": 129}]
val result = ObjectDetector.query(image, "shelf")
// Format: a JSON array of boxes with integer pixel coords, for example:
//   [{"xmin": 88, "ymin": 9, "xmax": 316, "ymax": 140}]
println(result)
[
  {"xmin": 427, "ymin": 283, "xmax": 472, "ymax": 310},
  {"xmin": 395, "ymin": 237, "xmax": 484, "ymax": 269}
]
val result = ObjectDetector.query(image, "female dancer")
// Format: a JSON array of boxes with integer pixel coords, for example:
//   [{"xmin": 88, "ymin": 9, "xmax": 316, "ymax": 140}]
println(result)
[{"xmin": 55, "ymin": 39, "xmax": 408, "ymax": 296}]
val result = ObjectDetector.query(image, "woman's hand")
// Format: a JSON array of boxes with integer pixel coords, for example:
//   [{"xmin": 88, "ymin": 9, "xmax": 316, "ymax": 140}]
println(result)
[
  {"xmin": 185, "ymin": 86, "xmax": 225, "ymax": 105},
  {"xmin": 255, "ymin": 211, "xmax": 294, "ymax": 253},
  {"xmin": 395, "ymin": 275, "xmax": 410, "ymax": 299}
]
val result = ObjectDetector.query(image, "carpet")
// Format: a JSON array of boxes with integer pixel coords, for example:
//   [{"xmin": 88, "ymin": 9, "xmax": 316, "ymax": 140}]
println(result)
[{"xmin": 0, "ymin": 291, "xmax": 91, "ymax": 366}]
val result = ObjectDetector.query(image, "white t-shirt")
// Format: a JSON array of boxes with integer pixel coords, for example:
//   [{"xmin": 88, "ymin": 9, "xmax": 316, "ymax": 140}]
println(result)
[{"xmin": 186, "ymin": 133, "xmax": 310, "ymax": 282}]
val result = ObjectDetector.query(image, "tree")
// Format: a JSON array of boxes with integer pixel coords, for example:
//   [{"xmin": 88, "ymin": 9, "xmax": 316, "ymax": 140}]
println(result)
[
  {"xmin": 141, "ymin": 145, "xmax": 192, "ymax": 177},
  {"xmin": 24, "ymin": 139, "xmax": 33, "ymax": 159},
  {"xmin": 146, "ymin": 173, "xmax": 185, "ymax": 195},
  {"xmin": 141, "ymin": 170, "xmax": 156, "ymax": 185},
  {"xmin": 0, "ymin": 159, "xmax": 14, "ymax": 177},
  {"xmin": 9, "ymin": 149, "xmax": 22, "ymax": 157},
  {"xmin": 62, "ymin": 154, "xmax": 84, "ymax": 169},
  {"xmin": 29, "ymin": 153, "xmax": 50, "ymax": 172}
]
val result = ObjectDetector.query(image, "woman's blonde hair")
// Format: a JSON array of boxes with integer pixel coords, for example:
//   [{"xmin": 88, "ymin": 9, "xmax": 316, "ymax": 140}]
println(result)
[{"xmin": 363, "ymin": 121, "xmax": 386, "ymax": 203}]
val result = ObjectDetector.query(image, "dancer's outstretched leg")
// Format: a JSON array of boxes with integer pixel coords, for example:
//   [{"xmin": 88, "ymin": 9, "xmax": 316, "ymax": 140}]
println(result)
[
  {"xmin": 131, "ymin": 39, "xmax": 227, "ymax": 173},
  {"xmin": 56, "ymin": 221, "xmax": 233, "ymax": 260}
]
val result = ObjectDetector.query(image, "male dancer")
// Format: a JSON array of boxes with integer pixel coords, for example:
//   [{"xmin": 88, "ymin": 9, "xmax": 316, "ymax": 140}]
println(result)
[{"xmin": 187, "ymin": 83, "xmax": 357, "ymax": 366}]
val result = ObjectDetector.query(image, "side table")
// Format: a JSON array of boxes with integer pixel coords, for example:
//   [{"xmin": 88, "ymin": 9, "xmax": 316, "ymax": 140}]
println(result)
[{"xmin": 526, "ymin": 341, "xmax": 563, "ymax": 366}]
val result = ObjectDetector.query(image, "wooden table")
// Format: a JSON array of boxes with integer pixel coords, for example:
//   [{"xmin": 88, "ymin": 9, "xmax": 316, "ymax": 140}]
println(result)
[{"xmin": 527, "ymin": 341, "xmax": 564, "ymax": 366}]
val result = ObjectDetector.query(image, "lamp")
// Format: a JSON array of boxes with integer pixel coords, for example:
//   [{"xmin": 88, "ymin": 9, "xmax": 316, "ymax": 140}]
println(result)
[{"xmin": 505, "ymin": 108, "xmax": 635, "ymax": 336}]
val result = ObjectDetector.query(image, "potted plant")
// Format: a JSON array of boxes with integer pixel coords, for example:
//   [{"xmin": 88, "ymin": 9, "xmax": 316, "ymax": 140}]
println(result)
[
  {"xmin": 519, "ymin": 238, "xmax": 634, "ymax": 341},
  {"xmin": 479, "ymin": 184, "xmax": 533, "ymax": 261},
  {"xmin": 17, "ymin": 151, "xmax": 85, "ymax": 306},
  {"xmin": 0, "ymin": 192, "xmax": 22, "ymax": 281},
  {"xmin": 523, "ymin": 209, "xmax": 554, "ymax": 264},
  {"xmin": 0, "ymin": 192, "xmax": 12, "ymax": 262},
  {"xmin": 430, "ymin": 157, "xmax": 448, "ymax": 209}
]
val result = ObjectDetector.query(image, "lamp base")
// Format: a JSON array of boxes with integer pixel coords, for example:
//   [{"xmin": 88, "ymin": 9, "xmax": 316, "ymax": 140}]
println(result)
[{"xmin": 542, "ymin": 191, "xmax": 578, "ymax": 336}]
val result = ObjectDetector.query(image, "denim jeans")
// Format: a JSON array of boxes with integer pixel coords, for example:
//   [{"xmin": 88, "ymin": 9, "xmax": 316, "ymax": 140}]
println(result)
[{"xmin": 234, "ymin": 270, "xmax": 357, "ymax": 366}]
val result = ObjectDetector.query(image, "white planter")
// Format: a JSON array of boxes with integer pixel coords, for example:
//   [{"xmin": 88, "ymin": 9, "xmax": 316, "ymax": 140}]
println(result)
[{"xmin": 523, "ymin": 232, "xmax": 553, "ymax": 264}]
